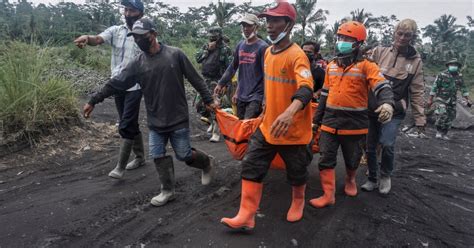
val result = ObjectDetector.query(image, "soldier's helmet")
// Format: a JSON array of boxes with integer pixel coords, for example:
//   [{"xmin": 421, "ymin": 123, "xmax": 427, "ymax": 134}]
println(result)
[
  {"xmin": 445, "ymin": 58, "xmax": 462, "ymax": 67},
  {"xmin": 208, "ymin": 26, "xmax": 223, "ymax": 38}
]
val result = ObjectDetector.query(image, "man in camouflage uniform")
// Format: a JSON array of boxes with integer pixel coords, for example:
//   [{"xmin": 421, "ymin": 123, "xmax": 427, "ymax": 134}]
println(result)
[
  {"xmin": 195, "ymin": 26, "xmax": 233, "ymax": 142},
  {"xmin": 428, "ymin": 59, "xmax": 471, "ymax": 140}
]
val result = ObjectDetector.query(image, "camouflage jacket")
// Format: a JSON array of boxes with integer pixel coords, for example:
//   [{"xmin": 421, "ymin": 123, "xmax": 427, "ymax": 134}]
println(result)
[
  {"xmin": 430, "ymin": 70, "xmax": 469, "ymax": 105},
  {"xmin": 195, "ymin": 41, "xmax": 233, "ymax": 79}
]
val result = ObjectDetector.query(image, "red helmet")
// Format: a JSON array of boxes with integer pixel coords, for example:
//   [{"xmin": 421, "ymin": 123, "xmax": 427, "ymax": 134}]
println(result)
[
  {"xmin": 258, "ymin": 1, "xmax": 297, "ymax": 22},
  {"xmin": 337, "ymin": 21, "xmax": 367, "ymax": 42}
]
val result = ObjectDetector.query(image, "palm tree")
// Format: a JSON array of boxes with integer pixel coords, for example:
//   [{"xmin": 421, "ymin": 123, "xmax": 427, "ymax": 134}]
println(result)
[
  {"xmin": 350, "ymin": 8, "xmax": 377, "ymax": 28},
  {"xmin": 211, "ymin": 0, "xmax": 237, "ymax": 28},
  {"xmin": 295, "ymin": 0, "xmax": 328, "ymax": 43},
  {"xmin": 324, "ymin": 20, "xmax": 340, "ymax": 51},
  {"xmin": 422, "ymin": 14, "xmax": 467, "ymax": 44}
]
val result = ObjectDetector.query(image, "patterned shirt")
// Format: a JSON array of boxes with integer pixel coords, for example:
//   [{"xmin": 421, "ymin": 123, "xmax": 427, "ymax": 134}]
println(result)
[
  {"xmin": 430, "ymin": 70, "xmax": 469, "ymax": 105},
  {"xmin": 99, "ymin": 25, "xmax": 141, "ymax": 91}
]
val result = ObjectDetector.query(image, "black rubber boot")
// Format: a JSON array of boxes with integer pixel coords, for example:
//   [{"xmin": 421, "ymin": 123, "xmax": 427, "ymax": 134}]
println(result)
[
  {"xmin": 186, "ymin": 148, "xmax": 215, "ymax": 185},
  {"xmin": 108, "ymin": 138, "xmax": 134, "ymax": 179},
  {"xmin": 126, "ymin": 133, "xmax": 146, "ymax": 170},
  {"xmin": 151, "ymin": 156, "xmax": 175, "ymax": 206}
]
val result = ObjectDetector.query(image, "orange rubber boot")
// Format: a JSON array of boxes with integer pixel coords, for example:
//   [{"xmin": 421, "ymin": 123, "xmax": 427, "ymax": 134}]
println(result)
[
  {"xmin": 287, "ymin": 184, "xmax": 306, "ymax": 222},
  {"xmin": 221, "ymin": 179, "xmax": 263, "ymax": 231},
  {"xmin": 309, "ymin": 169, "xmax": 336, "ymax": 208},
  {"xmin": 344, "ymin": 168, "xmax": 357, "ymax": 196}
]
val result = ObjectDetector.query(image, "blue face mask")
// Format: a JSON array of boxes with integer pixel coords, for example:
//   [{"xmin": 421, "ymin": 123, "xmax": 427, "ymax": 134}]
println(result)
[
  {"xmin": 448, "ymin": 65, "xmax": 458, "ymax": 72},
  {"xmin": 267, "ymin": 23, "xmax": 290, "ymax": 45},
  {"xmin": 336, "ymin": 41, "xmax": 354, "ymax": 54}
]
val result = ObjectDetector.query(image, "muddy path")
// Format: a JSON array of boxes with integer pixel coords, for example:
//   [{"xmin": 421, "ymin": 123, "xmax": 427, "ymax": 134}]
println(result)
[{"xmin": 0, "ymin": 98, "xmax": 473, "ymax": 248}]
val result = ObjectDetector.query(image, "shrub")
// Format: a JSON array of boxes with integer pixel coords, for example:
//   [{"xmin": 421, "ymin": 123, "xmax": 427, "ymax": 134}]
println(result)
[{"xmin": 0, "ymin": 41, "xmax": 78, "ymax": 138}]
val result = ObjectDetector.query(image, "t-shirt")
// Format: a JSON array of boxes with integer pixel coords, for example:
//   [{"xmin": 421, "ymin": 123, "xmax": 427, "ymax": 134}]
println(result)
[
  {"xmin": 260, "ymin": 43, "xmax": 314, "ymax": 145},
  {"xmin": 89, "ymin": 44, "xmax": 213, "ymax": 133},
  {"xmin": 218, "ymin": 39, "xmax": 268, "ymax": 102}
]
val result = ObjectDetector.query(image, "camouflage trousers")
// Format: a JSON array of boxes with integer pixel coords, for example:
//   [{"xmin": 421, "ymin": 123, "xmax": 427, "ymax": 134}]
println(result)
[
  {"xmin": 434, "ymin": 103, "xmax": 456, "ymax": 134},
  {"xmin": 194, "ymin": 78, "xmax": 232, "ymax": 119}
]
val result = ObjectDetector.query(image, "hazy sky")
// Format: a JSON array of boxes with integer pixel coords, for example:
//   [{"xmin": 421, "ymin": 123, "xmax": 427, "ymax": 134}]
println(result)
[{"xmin": 29, "ymin": 0, "xmax": 473, "ymax": 29}]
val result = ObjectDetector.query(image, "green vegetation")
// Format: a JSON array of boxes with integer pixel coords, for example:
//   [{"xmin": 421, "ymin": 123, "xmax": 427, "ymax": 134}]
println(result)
[
  {"xmin": 0, "ymin": 0, "xmax": 472, "ymax": 140},
  {"xmin": 0, "ymin": 42, "xmax": 78, "ymax": 137}
]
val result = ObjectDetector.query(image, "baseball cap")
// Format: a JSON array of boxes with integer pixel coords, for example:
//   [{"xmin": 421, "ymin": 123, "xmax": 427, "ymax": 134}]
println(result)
[
  {"xmin": 239, "ymin": 14, "xmax": 259, "ymax": 25},
  {"xmin": 258, "ymin": 1, "xmax": 297, "ymax": 22},
  {"xmin": 127, "ymin": 18, "xmax": 155, "ymax": 36},
  {"xmin": 121, "ymin": 0, "xmax": 144, "ymax": 13}
]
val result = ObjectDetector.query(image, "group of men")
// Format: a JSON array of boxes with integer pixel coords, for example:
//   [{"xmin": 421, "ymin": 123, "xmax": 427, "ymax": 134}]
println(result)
[{"xmin": 75, "ymin": 0, "xmax": 471, "ymax": 231}]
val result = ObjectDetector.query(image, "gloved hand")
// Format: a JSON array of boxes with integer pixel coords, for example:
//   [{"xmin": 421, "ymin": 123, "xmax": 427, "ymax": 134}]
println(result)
[{"xmin": 375, "ymin": 103, "xmax": 393, "ymax": 124}]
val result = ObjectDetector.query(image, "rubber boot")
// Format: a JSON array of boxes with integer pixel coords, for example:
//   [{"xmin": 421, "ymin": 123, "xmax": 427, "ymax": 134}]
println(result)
[
  {"xmin": 209, "ymin": 120, "xmax": 220, "ymax": 143},
  {"xmin": 309, "ymin": 169, "xmax": 336, "ymax": 208},
  {"xmin": 150, "ymin": 156, "xmax": 175, "ymax": 206},
  {"xmin": 108, "ymin": 138, "xmax": 134, "ymax": 179},
  {"xmin": 186, "ymin": 148, "xmax": 215, "ymax": 185},
  {"xmin": 287, "ymin": 184, "xmax": 306, "ymax": 222},
  {"xmin": 344, "ymin": 168, "xmax": 358, "ymax": 196},
  {"xmin": 126, "ymin": 133, "xmax": 146, "ymax": 170},
  {"xmin": 206, "ymin": 122, "xmax": 213, "ymax": 134},
  {"xmin": 221, "ymin": 180, "xmax": 263, "ymax": 230}
]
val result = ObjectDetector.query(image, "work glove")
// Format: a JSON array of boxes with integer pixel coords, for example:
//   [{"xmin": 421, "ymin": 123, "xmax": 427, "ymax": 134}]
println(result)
[{"xmin": 375, "ymin": 103, "xmax": 393, "ymax": 124}]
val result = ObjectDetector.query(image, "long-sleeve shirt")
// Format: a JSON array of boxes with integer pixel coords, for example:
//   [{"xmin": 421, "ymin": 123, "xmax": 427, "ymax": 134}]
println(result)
[
  {"xmin": 89, "ymin": 44, "xmax": 213, "ymax": 133},
  {"xmin": 218, "ymin": 39, "xmax": 268, "ymax": 102},
  {"xmin": 430, "ymin": 70, "xmax": 469, "ymax": 105},
  {"xmin": 368, "ymin": 45, "xmax": 426, "ymax": 126}
]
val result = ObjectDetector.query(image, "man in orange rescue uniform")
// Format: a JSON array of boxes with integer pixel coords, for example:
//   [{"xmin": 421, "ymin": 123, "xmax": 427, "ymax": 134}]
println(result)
[
  {"xmin": 220, "ymin": 1, "xmax": 314, "ymax": 231},
  {"xmin": 310, "ymin": 21, "xmax": 394, "ymax": 208}
]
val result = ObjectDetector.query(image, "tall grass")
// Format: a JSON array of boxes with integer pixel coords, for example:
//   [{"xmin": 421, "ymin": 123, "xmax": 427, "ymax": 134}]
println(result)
[{"xmin": 0, "ymin": 41, "xmax": 78, "ymax": 138}]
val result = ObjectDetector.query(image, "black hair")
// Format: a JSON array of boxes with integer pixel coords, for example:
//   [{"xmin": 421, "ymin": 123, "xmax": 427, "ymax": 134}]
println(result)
[{"xmin": 301, "ymin": 41, "xmax": 321, "ymax": 53}]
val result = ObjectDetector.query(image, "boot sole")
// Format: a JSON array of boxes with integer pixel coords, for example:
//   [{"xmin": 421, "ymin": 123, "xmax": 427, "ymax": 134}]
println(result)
[
  {"xmin": 125, "ymin": 162, "xmax": 147, "ymax": 170},
  {"xmin": 108, "ymin": 173, "xmax": 123, "ymax": 179},
  {"xmin": 150, "ymin": 195, "xmax": 176, "ymax": 207},
  {"xmin": 220, "ymin": 220, "xmax": 254, "ymax": 231}
]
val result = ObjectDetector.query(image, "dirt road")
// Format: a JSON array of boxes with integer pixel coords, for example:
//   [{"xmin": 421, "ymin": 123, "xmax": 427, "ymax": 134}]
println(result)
[{"xmin": 1, "ymin": 98, "xmax": 473, "ymax": 247}]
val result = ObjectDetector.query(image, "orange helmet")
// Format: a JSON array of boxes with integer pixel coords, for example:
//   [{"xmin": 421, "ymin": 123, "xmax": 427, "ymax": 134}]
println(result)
[{"xmin": 337, "ymin": 21, "xmax": 367, "ymax": 42}]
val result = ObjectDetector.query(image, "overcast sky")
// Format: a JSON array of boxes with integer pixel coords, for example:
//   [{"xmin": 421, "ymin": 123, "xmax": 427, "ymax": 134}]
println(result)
[{"xmin": 29, "ymin": 0, "xmax": 473, "ymax": 29}]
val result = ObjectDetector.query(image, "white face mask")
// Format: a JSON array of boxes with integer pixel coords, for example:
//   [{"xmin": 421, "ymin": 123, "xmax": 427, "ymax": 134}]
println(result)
[
  {"xmin": 267, "ymin": 23, "xmax": 290, "ymax": 45},
  {"xmin": 242, "ymin": 27, "xmax": 257, "ymax": 41}
]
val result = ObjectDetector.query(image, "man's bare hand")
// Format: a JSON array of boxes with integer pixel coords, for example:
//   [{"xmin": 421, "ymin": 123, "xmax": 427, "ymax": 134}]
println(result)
[
  {"xmin": 83, "ymin": 103, "xmax": 94, "ymax": 118},
  {"xmin": 232, "ymin": 93, "xmax": 238, "ymax": 104},
  {"xmin": 270, "ymin": 111, "xmax": 293, "ymax": 138},
  {"xmin": 74, "ymin": 35, "xmax": 89, "ymax": 49},
  {"xmin": 213, "ymin": 84, "xmax": 226, "ymax": 95}
]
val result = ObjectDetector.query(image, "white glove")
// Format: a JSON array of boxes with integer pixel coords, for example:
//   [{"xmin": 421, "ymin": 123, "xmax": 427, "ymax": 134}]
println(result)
[{"xmin": 375, "ymin": 103, "xmax": 393, "ymax": 124}]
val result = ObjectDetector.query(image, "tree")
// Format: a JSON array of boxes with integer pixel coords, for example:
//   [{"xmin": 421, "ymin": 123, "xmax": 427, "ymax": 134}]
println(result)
[
  {"xmin": 350, "ymin": 8, "xmax": 377, "ymax": 29},
  {"xmin": 422, "ymin": 14, "xmax": 469, "ymax": 64},
  {"xmin": 295, "ymin": 0, "xmax": 328, "ymax": 43},
  {"xmin": 211, "ymin": 0, "xmax": 238, "ymax": 28}
]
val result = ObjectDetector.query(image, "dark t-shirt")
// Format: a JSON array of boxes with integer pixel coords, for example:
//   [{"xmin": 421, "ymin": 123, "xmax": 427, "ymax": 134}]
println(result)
[
  {"xmin": 89, "ymin": 44, "xmax": 213, "ymax": 133},
  {"xmin": 218, "ymin": 39, "xmax": 268, "ymax": 102}
]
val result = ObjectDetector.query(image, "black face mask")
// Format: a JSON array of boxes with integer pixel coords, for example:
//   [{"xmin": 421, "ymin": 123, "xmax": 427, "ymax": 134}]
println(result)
[
  {"xmin": 136, "ymin": 36, "xmax": 152, "ymax": 53},
  {"xmin": 125, "ymin": 16, "xmax": 140, "ymax": 29},
  {"xmin": 306, "ymin": 53, "xmax": 314, "ymax": 61}
]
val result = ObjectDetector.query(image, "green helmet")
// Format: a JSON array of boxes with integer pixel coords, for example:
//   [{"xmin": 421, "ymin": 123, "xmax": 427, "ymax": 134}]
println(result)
[
  {"xmin": 445, "ymin": 58, "xmax": 462, "ymax": 67},
  {"xmin": 208, "ymin": 26, "xmax": 222, "ymax": 36}
]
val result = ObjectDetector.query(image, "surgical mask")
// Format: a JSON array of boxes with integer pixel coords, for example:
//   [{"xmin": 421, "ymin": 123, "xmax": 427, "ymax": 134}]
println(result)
[
  {"xmin": 125, "ymin": 15, "xmax": 140, "ymax": 29},
  {"xmin": 448, "ymin": 65, "xmax": 458, "ymax": 72},
  {"xmin": 242, "ymin": 27, "xmax": 257, "ymax": 41},
  {"xmin": 135, "ymin": 36, "xmax": 152, "ymax": 53},
  {"xmin": 336, "ymin": 41, "xmax": 354, "ymax": 55},
  {"xmin": 267, "ymin": 23, "xmax": 290, "ymax": 45}
]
